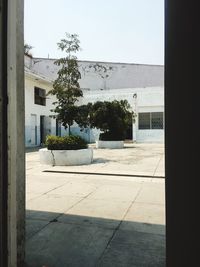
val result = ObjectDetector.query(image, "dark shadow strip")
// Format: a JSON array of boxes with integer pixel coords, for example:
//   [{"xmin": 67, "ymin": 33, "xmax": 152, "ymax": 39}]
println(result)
[
  {"xmin": 0, "ymin": 0, "xmax": 8, "ymax": 266},
  {"xmin": 43, "ymin": 170, "xmax": 165, "ymax": 179}
]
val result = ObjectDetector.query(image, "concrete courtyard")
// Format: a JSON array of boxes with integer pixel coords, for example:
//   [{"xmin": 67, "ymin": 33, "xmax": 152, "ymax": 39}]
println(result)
[{"xmin": 25, "ymin": 143, "xmax": 165, "ymax": 267}]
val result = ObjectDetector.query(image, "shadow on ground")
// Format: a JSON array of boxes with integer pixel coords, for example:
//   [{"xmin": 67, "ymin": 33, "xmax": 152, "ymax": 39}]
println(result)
[
  {"xmin": 25, "ymin": 210, "xmax": 165, "ymax": 267},
  {"xmin": 91, "ymin": 158, "xmax": 111, "ymax": 164},
  {"xmin": 26, "ymin": 146, "xmax": 41, "ymax": 153}
]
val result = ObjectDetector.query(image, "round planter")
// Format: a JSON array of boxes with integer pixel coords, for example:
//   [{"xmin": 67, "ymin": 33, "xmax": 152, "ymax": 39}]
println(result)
[
  {"xmin": 39, "ymin": 148, "xmax": 93, "ymax": 166},
  {"xmin": 96, "ymin": 140, "xmax": 124, "ymax": 149}
]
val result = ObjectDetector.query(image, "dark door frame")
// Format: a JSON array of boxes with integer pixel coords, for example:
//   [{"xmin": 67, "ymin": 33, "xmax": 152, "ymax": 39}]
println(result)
[
  {"xmin": 165, "ymin": 1, "xmax": 199, "ymax": 266},
  {"xmin": 0, "ymin": 0, "xmax": 8, "ymax": 266},
  {"xmin": 0, "ymin": 1, "xmax": 25, "ymax": 266}
]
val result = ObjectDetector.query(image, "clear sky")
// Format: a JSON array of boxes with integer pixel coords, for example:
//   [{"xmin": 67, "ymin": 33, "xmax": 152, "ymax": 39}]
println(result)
[{"xmin": 24, "ymin": 0, "xmax": 164, "ymax": 65}]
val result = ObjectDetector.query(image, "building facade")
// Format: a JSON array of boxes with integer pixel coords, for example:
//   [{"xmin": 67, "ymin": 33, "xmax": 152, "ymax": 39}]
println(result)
[{"xmin": 24, "ymin": 55, "xmax": 164, "ymax": 146}]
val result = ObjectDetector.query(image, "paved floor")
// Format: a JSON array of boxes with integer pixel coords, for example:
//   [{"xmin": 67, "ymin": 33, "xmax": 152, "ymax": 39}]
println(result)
[{"xmin": 25, "ymin": 143, "xmax": 165, "ymax": 267}]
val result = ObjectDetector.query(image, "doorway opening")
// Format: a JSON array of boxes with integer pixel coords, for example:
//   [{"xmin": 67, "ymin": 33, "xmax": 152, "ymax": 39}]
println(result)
[
  {"xmin": 56, "ymin": 119, "xmax": 61, "ymax": 137},
  {"xmin": 30, "ymin": 114, "xmax": 37, "ymax": 146},
  {"xmin": 40, "ymin": 115, "xmax": 44, "ymax": 145},
  {"xmin": 24, "ymin": 1, "xmax": 165, "ymax": 266}
]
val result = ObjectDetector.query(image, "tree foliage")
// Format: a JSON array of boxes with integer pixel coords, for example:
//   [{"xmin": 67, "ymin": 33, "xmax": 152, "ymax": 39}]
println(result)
[
  {"xmin": 89, "ymin": 100, "xmax": 134, "ymax": 141},
  {"xmin": 46, "ymin": 135, "xmax": 87, "ymax": 150},
  {"xmin": 48, "ymin": 33, "xmax": 82, "ymax": 134},
  {"xmin": 48, "ymin": 34, "xmax": 135, "ymax": 140},
  {"xmin": 75, "ymin": 103, "xmax": 93, "ymax": 130}
]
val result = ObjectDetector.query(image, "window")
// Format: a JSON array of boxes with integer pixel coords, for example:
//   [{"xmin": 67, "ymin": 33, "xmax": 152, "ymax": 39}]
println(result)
[
  {"xmin": 138, "ymin": 113, "xmax": 151, "ymax": 129},
  {"xmin": 152, "ymin": 112, "xmax": 164, "ymax": 129},
  {"xmin": 139, "ymin": 112, "xmax": 164, "ymax": 130},
  {"xmin": 34, "ymin": 87, "xmax": 46, "ymax": 106}
]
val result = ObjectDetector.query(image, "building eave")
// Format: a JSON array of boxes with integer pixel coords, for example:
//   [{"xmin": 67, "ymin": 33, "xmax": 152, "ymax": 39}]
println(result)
[{"xmin": 25, "ymin": 69, "xmax": 53, "ymax": 86}]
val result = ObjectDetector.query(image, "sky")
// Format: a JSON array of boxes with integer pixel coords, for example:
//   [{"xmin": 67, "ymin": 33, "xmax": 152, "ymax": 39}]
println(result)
[{"xmin": 24, "ymin": 0, "xmax": 164, "ymax": 65}]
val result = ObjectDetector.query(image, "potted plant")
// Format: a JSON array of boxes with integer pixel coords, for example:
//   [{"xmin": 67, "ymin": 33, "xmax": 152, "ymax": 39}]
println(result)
[
  {"xmin": 47, "ymin": 32, "xmax": 83, "ymax": 135},
  {"xmin": 89, "ymin": 100, "xmax": 134, "ymax": 148},
  {"xmin": 39, "ymin": 33, "xmax": 93, "ymax": 165},
  {"xmin": 39, "ymin": 135, "xmax": 93, "ymax": 166}
]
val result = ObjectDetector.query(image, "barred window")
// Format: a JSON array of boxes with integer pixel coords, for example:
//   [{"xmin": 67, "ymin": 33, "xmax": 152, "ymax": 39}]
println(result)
[
  {"xmin": 152, "ymin": 112, "xmax": 164, "ymax": 129},
  {"xmin": 139, "ymin": 112, "xmax": 164, "ymax": 130},
  {"xmin": 138, "ymin": 113, "xmax": 151, "ymax": 129},
  {"xmin": 34, "ymin": 87, "xmax": 46, "ymax": 106}
]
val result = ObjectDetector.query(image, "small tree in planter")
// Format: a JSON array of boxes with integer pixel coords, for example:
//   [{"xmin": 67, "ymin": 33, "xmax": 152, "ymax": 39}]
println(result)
[
  {"xmin": 89, "ymin": 100, "xmax": 135, "ymax": 148},
  {"xmin": 48, "ymin": 33, "xmax": 82, "ymax": 135},
  {"xmin": 40, "ymin": 34, "xmax": 94, "ymax": 166}
]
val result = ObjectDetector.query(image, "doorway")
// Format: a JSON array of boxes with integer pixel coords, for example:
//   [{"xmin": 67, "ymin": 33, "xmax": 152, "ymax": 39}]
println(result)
[
  {"xmin": 30, "ymin": 114, "xmax": 37, "ymax": 146},
  {"xmin": 40, "ymin": 116, "xmax": 52, "ymax": 145},
  {"xmin": 40, "ymin": 115, "xmax": 44, "ymax": 145},
  {"xmin": 56, "ymin": 119, "xmax": 61, "ymax": 137},
  {"xmin": 125, "ymin": 122, "xmax": 133, "ymax": 140}
]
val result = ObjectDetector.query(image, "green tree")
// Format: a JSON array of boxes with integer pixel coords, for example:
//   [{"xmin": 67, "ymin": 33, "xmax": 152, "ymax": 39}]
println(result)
[
  {"xmin": 48, "ymin": 33, "xmax": 83, "ymax": 135},
  {"xmin": 89, "ymin": 100, "xmax": 135, "ymax": 141},
  {"xmin": 75, "ymin": 103, "xmax": 93, "ymax": 130}
]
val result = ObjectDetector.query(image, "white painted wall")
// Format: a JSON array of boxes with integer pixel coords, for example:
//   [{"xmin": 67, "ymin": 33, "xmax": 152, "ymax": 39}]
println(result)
[
  {"xmin": 29, "ymin": 57, "xmax": 164, "ymax": 90},
  {"xmin": 25, "ymin": 76, "xmax": 53, "ymax": 146},
  {"xmin": 24, "ymin": 54, "xmax": 33, "ymax": 69},
  {"xmin": 25, "ymin": 75, "xmax": 69, "ymax": 147},
  {"xmin": 135, "ymin": 89, "xmax": 164, "ymax": 143},
  {"xmin": 24, "ymin": 55, "xmax": 164, "ymax": 145},
  {"xmin": 80, "ymin": 87, "xmax": 164, "ymax": 143}
]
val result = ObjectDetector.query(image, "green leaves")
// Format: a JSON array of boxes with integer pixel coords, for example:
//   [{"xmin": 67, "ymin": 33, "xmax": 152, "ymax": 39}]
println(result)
[
  {"xmin": 46, "ymin": 135, "xmax": 88, "ymax": 150},
  {"xmin": 75, "ymin": 103, "xmax": 93, "ymax": 130},
  {"xmin": 48, "ymin": 33, "xmax": 135, "ymax": 141},
  {"xmin": 57, "ymin": 33, "xmax": 81, "ymax": 54},
  {"xmin": 88, "ymin": 100, "xmax": 135, "ymax": 141},
  {"xmin": 48, "ymin": 33, "xmax": 82, "ymax": 132}
]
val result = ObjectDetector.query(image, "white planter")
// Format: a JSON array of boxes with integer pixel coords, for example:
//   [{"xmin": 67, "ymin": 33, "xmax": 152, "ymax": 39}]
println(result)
[
  {"xmin": 96, "ymin": 140, "xmax": 124, "ymax": 149},
  {"xmin": 39, "ymin": 148, "xmax": 93, "ymax": 166}
]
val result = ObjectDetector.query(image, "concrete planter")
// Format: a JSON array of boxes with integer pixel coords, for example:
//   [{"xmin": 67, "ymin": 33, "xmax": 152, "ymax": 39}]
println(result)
[
  {"xmin": 39, "ymin": 148, "xmax": 93, "ymax": 166},
  {"xmin": 96, "ymin": 140, "xmax": 124, "ymax": 149}
]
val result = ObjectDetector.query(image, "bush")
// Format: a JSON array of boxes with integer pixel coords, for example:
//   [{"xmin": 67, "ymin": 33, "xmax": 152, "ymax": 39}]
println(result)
[
  {"xmin": 99, "ymin": 131, "xmax": 125, "ymax": 141},
  {"xmin": 89, "ymin": 100, "xmax": 134, "ymax": 141},
  {"xmin": 45, "ymin": 135, "xmax": 88, "ymax": 150}
]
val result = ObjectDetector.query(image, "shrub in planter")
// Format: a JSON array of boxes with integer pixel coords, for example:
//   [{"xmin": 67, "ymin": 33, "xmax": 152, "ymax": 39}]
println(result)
[
  {"xmin": 89, "ymin": 100, "xmax": 134, "ymax": 141},
  {"xmin": 45, "ymin": 135, "xmax": 88, "ymax": 150}
]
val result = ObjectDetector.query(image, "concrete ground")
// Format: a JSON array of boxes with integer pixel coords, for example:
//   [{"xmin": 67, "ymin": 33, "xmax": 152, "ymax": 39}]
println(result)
[{"xmin": 25, "ymin": 143, "xmax": 165, "ymax": 267}]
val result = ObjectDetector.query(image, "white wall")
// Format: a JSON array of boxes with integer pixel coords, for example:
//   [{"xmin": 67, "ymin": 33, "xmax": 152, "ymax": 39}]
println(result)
[
  {"xmin": 24, "ymin": 55, "xmax": 33, "ymax": 69},
  {"xmin": 25, "ymin": 76, "xmax": 53, "ymax": 146},
  {"xmin": 29, "ymin": 57, "xmax": 164, "ymax": 90},
  {"xmin": 80, "ymin": 87, "xmax": 164, "ymax": 143},
  {"xmin": 25, "ymin": 76, "xmax": 68, "ymax": 147},
  {"xmin": 24, "ymin": 55, "xmax": 164, "ymax": 144},
  {"xmin": 135, "ymin": 89, "xmax": 164, "ymax": 143}
]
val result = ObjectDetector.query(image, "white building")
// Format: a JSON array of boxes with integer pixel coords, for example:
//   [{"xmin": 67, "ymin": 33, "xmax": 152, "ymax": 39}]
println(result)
[{"xmin": 24, "ymin": 55, "xmax": 164, "ymax": 146}]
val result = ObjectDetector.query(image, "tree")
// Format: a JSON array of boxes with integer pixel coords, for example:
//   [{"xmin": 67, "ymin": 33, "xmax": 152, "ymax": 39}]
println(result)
[
  {"xmin": 89, "ymin": 100, "xmax": 135, "ymax": 141},
  {"xmin": 48, "ymin": 33, "xmax": 83, "ymax": 135},
  {"xmin": 75, "ymin": 102, "xmax": 93, "ymax": 130},
  {"xmin": 81, "ymin": 63, "xmax": 116, "ymax": 90},
  {"xmin": 24, "ymin": 42, "xmax": 33, "ymax": 56}
]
